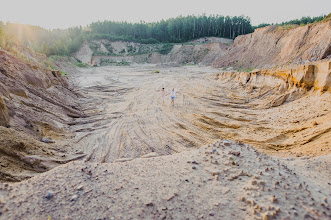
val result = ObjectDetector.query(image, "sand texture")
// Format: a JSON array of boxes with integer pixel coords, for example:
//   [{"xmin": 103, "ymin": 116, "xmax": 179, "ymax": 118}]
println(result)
[
  {"xmin": 0, "ymin": 140, "xmax": 330, "ymax": 219},
  {"xmin": 68, "ymin": 65, "xmax": 331, "ymax": 162}
]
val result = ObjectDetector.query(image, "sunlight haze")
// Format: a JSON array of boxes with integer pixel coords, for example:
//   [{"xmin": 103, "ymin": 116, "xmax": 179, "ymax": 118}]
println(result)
[{"xmin": 1, "ymin": 0, "xmax": 330, "ymax": 29}]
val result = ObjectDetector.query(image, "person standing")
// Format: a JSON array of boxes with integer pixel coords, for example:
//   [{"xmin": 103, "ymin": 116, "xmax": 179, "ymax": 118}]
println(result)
[
  {"xmin": 161, "ymin": 88, "xmax": 165, "ymax": 104},
  {"xmin": 170, "ymin": 88, "xmax": 180, "ymax": 106}
]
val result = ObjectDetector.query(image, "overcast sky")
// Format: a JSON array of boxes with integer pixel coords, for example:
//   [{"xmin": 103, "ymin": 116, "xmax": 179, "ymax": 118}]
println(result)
[{"xmin": 1, "ymin": 0, "xmax": 330, "ymax": 29}]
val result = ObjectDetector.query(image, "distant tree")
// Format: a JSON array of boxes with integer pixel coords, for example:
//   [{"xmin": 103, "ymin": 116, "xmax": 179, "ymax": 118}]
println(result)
[
  {"xmin": 253, "ymin": 23, "xmax": 271, "ymax": 29},
  {"xmin": 280, "ymin": 15, "xmax": 325, "ymax": 26}
]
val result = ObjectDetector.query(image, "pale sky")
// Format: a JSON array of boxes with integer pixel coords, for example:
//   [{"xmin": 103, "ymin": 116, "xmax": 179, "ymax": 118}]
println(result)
[{"xmin": 0, "ymin": 0, "xmax": 330, "ymax": 29}]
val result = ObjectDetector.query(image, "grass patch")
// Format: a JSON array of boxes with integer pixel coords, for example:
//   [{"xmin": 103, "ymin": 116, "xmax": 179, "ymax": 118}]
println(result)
[
  {"xmin": 237, "ymin": 67, "xmax": 255, "ymax": 72},
  {"xmin": 204, "ymin": 48, "xmax": 210, "ymax": 54},
  {"xmin": 277, "ymin": 24, "xmax": 299, "ymax": 30},
  {"xmin": 74, "ymin": 62, "xmax": 90, "ymax": 68},
  {"xmin": 100, "ymin": 59, "xmax": 130, "ymax": 66},
  {"xmin": 158, "ymin": 43, "xmax": 174, "ymax": 55},
  {"xmin": 44, "ymin": 57, "xmax": 70, "ymax": 75},
  {"xmin": 183, "ymin": 63, "xmax": 197, "ymax": 66},
  {"xmin": 152, "ymin": 70, "xmax": 160, "ymax": 73},
  {"xmin": 322, "ymin": 13, "xmax": 331, "ymax": 22},
  {"xmin": 60, "ymin": 70, "xmax": 68, "ymax": 76}
]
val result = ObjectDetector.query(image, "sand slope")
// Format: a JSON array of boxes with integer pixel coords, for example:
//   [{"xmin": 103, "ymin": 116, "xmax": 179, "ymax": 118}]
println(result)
[
  {"xmin": 212, "ymin": 21, "xmax": 331, "ymax": 68},
  {"xmin": 0, "ymin": 140, "xmax": 329, "ymax": 219},
  {"xmin": 0, "ymin": 50, "xmax": 84, "ymax": 182}
]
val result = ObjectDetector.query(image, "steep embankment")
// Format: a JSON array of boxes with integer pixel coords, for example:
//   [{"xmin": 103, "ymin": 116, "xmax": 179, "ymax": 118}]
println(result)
[
  {"xmin": 217, "ymin": 61, "xmax": 331, "ymax": 92},
  {"xmin": 74, "ymin": 37, "xmax": 233, "ymax": 66},
  {"xmin": 0, "ymin": 50, "xmax": 84, "ymax": 182},
  {"xmin": 212, "ymin": 20, "xmax": 331, "ymax": 69},
  {"xmin": 214, "ymin": 61, "xmax": 331, "ymax": 155}
]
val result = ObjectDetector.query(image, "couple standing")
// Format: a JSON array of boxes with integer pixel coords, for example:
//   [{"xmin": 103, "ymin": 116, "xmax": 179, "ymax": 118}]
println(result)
[{"xmin": 161, "ymin": 88, "xmax": 180, "ymax": 106}]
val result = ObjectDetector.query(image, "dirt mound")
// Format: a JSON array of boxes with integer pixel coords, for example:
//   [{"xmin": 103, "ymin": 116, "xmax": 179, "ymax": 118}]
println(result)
[
  {"xmin": 1, "ymin": 140, "xmax": 329, "ymax": 219},
  {"xmin": 212, "ymin": 21, "xmax": 331, "ymax": 69},
  {"xmin": 0, "ymin": 49, "xmax": 84, "ymax": 182}
]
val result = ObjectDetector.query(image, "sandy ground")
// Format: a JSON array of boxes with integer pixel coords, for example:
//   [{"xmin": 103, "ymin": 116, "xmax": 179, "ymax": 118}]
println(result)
[
  {"xmin": 0, "ymin": 65, "xmax": 330, "ymax": 219},
  {"xmin": 0, "ymin": 140, "xmax": 330, "ymax": 219},
  {"xmin": 69, "ymin": 65, "xmax": 331, "ymax": 162}
]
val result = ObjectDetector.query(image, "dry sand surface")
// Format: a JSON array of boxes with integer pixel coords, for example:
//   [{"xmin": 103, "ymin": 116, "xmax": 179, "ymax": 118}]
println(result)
[
  {"xmin": 0, "ymin": 65, "xmax": 330, "ymax": 219},
  {"xmin": 0, "ymin": 140, "xmax": 330, "ymax": 219},
  {"xmin": 69, "ymin": 65, "xmax": 331, "ymax": 161}
]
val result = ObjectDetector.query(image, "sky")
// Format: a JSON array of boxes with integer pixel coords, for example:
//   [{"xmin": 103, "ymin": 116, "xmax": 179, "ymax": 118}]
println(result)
[{"xmin": 0, "ymin": 0, "xmax": 330, "ymax": 29}]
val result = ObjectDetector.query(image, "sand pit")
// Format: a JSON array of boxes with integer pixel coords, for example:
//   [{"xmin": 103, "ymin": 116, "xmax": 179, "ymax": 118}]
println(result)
[
  {"xmin": 68, "ymin": 65, "xmax": 331, "ymax": 162},
  {"xmin": 1, "ymin": 64, "xmax": 330, "ymax": 219}
]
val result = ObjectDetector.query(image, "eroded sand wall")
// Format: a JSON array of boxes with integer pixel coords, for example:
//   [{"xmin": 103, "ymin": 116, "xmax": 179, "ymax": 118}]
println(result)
[
  {"xmin": 217, "ymin": 61, "xmax": 331, "ymax": 92},
  {"xmin": 77, "ymin": 40, "xmax": 231, "ymax": 66},
  {"xmin": 213, "ymin": 21, "xmax": 331, "ymax": 68},
  {"xmin": 0, "ymin": 49, "xmax": 84, "ymax": 182}
]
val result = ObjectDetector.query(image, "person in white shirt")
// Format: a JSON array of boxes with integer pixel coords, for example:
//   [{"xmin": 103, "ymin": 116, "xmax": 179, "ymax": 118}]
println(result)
[{"xmin": 170, "ymin": 88, "xmax": 180, "ymax": 106}]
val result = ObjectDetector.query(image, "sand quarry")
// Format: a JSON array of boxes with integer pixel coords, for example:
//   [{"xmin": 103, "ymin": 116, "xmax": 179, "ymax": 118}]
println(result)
[
  {"xmin": 70, "ymin": 65, "xmax": 331, "ymax": 159},
  {"xmin": 0, "ymin": 64, "xmax": 330, "ymax": 219}
]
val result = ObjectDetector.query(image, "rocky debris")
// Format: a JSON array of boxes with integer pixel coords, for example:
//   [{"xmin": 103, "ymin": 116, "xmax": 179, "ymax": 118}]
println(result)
[
  {"xmin": 76, "ymin": 185, "xmax": 84, "ymax": 191},
  {"xmin": 229, "ymin": 151, "xmax": 240, "ymax": 157},
  {"xmin": 145, "ymin": 201, "xmax": 154, "ymax": 207},
  {"xmin": 211, "ymin": 171, "xmax": 220, "ymax": 176},
  {"xmin": 40, "ymin": 137, "xmax": 55, "ymax": 144},
  {"xmin": 45, "ymin": 191, "xmax": 54, "ymax": 200},
  {"xmin": 71, "ymin": 195, "xmax": 78, "ymax": 202}
]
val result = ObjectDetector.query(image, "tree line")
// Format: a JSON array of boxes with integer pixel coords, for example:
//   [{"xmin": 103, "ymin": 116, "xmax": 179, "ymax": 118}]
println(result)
[
  {"xmin": 1, "ymin": 14, "xmax": 254, "ymax": 56},
  {"xmin": 0, "ymin": 14, "xmax": 328, "ymax": 57},
  {"xmin": 3, "ymin": 22, "xmax": 85, "ymax": 56},
  {"xmin": 253, "ymin": 15, "xmax": 327, "ymax": 29},
  {"xmin": 89, "ymin": 14, "xmax": 253, "ymax": 43}
]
